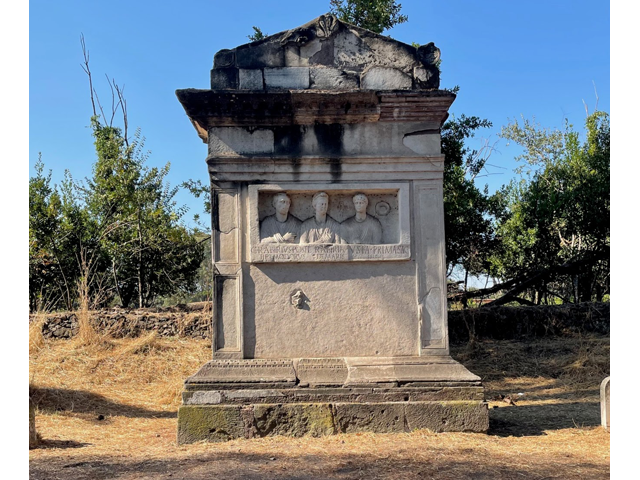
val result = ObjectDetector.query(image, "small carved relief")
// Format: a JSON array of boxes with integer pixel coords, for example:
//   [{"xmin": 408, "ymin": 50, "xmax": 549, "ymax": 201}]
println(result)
[
  {"xmin": 290, "ymin": 289, "xmax": 309, "ymax": 309},
  {"xmin": 260, "ymin": 192, "xmax": 302, "ymax": 244},
  {"xmin": 417, "ymin": 42, "xmax": 441, "ymax": 66},
  {"xmin": 341, "ymin": 193, "xmax": 383, "ymax": 245},
  {"xmin": 299, "ymin": 192, "xmax": 345, "ymax": 244},
  {"xmin": 316, "ymin": 14, "xmax": 338, "ymax": 38},
  {"xmin": 375, "ymin": 201, "xmax": 390, "ymax": 216}
]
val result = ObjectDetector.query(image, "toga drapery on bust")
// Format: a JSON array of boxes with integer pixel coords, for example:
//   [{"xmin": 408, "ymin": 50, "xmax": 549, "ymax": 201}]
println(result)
[
  {"xmin": 260, "ymin": 214, "xmax": 302, "ymax": 243},
  {"xmin": 341, "ymin": 214, "xmax": 383, "ymax": 244},
  {"xmin": 299, "ymin": 215, "xmax": 344, "ymax": 244}
]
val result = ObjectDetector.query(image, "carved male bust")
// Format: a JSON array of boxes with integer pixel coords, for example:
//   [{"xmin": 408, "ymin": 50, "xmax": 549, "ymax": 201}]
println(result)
[
  {"xmin": 341, "ymin": 193, "xmax": 383, "ymax": 244},
  {"xmin": 299, "ymin": 191, "xmax": 344, "ymax": 244},
  {"xmin": 260, "ymin": 192, "xmax": 302, "ymax": 244}
]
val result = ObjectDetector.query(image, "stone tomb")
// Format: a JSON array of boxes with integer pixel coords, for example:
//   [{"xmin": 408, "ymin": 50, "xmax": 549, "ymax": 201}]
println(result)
[{"xmin": 176, "ymin": 14, "xmax": 488, "ymax": 443}]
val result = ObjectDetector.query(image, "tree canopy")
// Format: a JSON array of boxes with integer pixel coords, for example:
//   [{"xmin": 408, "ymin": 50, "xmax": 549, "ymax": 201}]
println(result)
[
  {"xmin": 329, "ymin": 0, "xmax": 408, "ymax": 34},
  {"xmin": 489, "ymin": 111, "xmax": 610, "ymax": 304}
]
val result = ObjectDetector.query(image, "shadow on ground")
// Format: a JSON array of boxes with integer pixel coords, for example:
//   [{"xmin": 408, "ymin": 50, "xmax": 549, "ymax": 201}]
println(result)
[
  {"xmin": 37, "ymin": 439, "xmax": 93, "ymax": 449},
  {"xmin": 30, "ymin": 386, "xmax": 176, "ymax": 419},
  {"xmin": 29, "ymin": 448, "xmax": 608, "ymax": 480},
  {"xmin": 489, "ymin": 401, "xmax": 600, "ymax": 436}
]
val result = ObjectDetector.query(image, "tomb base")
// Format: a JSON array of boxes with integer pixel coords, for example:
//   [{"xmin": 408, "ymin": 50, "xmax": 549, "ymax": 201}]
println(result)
[{"xmin": 177, "ymin": 357, "xmax": 489, "ymax": 443}]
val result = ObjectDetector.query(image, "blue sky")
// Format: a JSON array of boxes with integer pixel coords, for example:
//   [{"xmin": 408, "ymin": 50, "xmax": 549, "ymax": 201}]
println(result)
[{"xmin": 29, "ymin": 0, "xmax": 610, "ymax": 225}]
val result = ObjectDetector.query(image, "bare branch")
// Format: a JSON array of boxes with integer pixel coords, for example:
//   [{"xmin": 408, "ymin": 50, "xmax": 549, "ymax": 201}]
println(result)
[
  {"xmin": 114, "ymin": 83, "xmax": 129, "ymax": 146},
  {"xmin": 80, "ymin": 34, "xmax": 98, "ymax": 118},
  {"xmin": 592, "ymin": 81, "xmax": 599, "ymax": 112},
  {"xmin": 94, "ymin": 87, "xmax": 106, "ymax": 124},
  {"xmin": 105, "ymin": 74, "xmax": 117, "ymax": 127}
]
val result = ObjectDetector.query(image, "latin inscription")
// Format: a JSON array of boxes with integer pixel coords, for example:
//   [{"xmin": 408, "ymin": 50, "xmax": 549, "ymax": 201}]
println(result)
[{"xmin": 251, "ymin": 244, "xmax": 410, "ymax": 263}]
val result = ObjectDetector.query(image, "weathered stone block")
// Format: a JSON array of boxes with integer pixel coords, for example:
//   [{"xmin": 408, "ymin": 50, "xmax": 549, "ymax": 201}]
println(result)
[
  {"xmin": 405, "ymin": 401, "xmax": 489, "ymax": 433},
  {"xmin": 254, "ymin": 403, "xmax": 335, "ymax": 437},
  {"xmin": 333, "ymin": 402, "xmax": 406, "ymax": 433},
  {"xmin": 344, "ymin": 357, "xmax": 481, "ymax": 385},
  {"xmin": 237, "ymin": 42, "xmax": 285, "ymax": 68},
  {"xmin": 413, "ymin": 65, "xmax": 440, "ymax": 89},
  {"xmin": 239, "ymin": 69, "xmax": 264, "ymax": 90},
  {"xmin": 185, "ymin": 391, "xmax": 222, "ymax": 405},
  {"xmin": 402, "ymin": 129, "xmax": 441, "ymax": 155},
  {"xmin": 296, "ymin": 358, "xmax": 348, "ymax": 386},
  {"xmin": 300, "ymin": 38, "xmax": 323, "ymax": 63},
  {"xmin": 177, "ymin": 405, "xmax": 246, "ymax": 444},
  {"xmin": 361, "ymin": 67, "xmax": 412, "ymax": 90},
  {"xmin": 186, "ymin": 359, "xmax": 297, "ymax": 384},
  {"xmin": 284, "ymin": 45, "xmax": 307, "ymax": 67},
  {"xmin": 210, "ymin": 67, "xmax": 238, "ymax": 90},
  {"xmin": 209, "ymin": 127, "xmax": 274, "ymax": 155},
  {"xmin": 264, "ymin": 67, "xmax": 310, "ymax": 89},
  {"xmin": 310, "ymin": 67, "xmax": 358, "ymax": 90}
]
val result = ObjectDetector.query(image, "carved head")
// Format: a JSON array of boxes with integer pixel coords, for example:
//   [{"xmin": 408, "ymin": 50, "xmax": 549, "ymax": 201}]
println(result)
[
  {"xmin": 272, "ymin": 192, "xmax": 291, "ymax": 216},
  {"xmin": 311, "ymin": 191, "xmax": 329, "ymax": 215},
  {"xmin": 291, "ymin": 290, "xmax": 305, "ymax": 309},
  {"xmin": 352, "ymin": 193, "xmax": 369, "ymax": 214}
]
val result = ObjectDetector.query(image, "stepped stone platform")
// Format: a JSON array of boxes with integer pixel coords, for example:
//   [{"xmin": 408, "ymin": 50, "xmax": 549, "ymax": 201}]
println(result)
[{"xmin": 177, "ymin": 358, "xmax": 487, "ymax": 442}]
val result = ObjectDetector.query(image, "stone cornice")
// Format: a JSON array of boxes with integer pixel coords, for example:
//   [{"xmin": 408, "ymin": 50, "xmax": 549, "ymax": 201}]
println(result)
[{"xmin": 176, "ymin": 89, "xmax": 456, "ymax": 142}]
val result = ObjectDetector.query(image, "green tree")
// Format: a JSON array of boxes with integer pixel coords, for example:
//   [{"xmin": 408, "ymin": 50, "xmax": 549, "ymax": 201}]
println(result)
[
  {"xmin": 329, "ymin": 0, "xmax": 408, "ymax": 33},
  {"xmin": 29, "ymin": 155, "xmax": 67, "ymax": 311},
  {"xmin": 441, "ymin": 114, "xmax": 500, "ymax": 294},
  {"xmin": 28, "ymin": 38, "xmax": 205, "ymax": 312},
  {"xmin": 492, "ymin": 111, "xmax": 610, "ymax": 303},
  {"xmin": 83, "ymin": 117, "xmax": 204, "ymax": 309}
]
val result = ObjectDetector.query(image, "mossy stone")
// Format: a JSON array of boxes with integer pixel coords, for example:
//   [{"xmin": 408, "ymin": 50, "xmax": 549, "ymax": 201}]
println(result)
[
  {"xmin": 177, "ymin": 405, "xmax": 245, "ymax": 444},
  {"xmin": 254, "ymin": 403, "xmax": 335, "ymax": 437}
]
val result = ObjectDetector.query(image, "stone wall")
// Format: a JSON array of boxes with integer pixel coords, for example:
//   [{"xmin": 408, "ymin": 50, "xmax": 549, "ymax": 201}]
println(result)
[
  {"xmin": 447, "ymin": 302, "xmax": 610, "ymax": 343},
  {"xmin": 31, "ymin": 302, "xmax": 212, "ymax": 339},
  {"xmin": 30, "ymin": 302, "xmax": 609, "ymax": 342}
]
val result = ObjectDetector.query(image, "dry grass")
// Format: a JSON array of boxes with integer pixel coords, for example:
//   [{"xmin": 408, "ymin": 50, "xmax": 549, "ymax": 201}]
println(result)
[
  {"xmin": 29, "ymin": 335, "xmax": 609, "ymax": 480},
  {"xmin": 29, "ymin": 314, "xmax": 47, "ymax": 355},
  {"xmin": 74, "ymin": 306, "xmax": 105, "ymax": 347}
]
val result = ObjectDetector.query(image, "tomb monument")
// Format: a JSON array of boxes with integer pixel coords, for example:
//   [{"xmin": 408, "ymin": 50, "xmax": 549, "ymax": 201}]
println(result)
[{"xmin": 175, "ymin": 14, "xmax": 489, "ymax": 443}]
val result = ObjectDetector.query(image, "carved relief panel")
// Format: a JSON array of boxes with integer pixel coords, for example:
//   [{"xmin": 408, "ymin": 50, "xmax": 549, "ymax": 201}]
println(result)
[{"xmin": 249, "ymin": 183, "xmax": 411, "ymax": 262}]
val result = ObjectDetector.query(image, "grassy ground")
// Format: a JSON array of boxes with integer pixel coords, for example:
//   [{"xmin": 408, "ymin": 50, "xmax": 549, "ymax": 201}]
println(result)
[{"xmin": 29, "ymin": 332, "xmax": 609, "ymax": 480}]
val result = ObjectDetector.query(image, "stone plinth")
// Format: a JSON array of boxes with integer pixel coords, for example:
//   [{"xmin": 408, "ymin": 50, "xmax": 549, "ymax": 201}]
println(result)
[
  {"xmin": 176, "ymin": 13, "xmax": 488, "ymax": 442},
  {"xmin": 178, "ymin": 357, "xmax": 487, "ymax": 443},
  {"xmin": 600, "ymin": 376, "xmax": 610, "ymax": 431},
  {"xmin": 29, "ymin": 400, "xmax": 38, "ymax": 449}
]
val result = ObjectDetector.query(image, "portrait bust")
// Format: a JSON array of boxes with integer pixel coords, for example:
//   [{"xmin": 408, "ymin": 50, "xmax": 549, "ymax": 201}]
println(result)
[
  {"xmin": 341, "ymin": 193, "xmax": 383, "ymax": 244},
  {"xmin": 259, "ymin": 192, "xmax": 302, "ymax": 244},
  {"xmin": 299, "ymin": 191, "xmax": 344, "ymax": 244}
]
